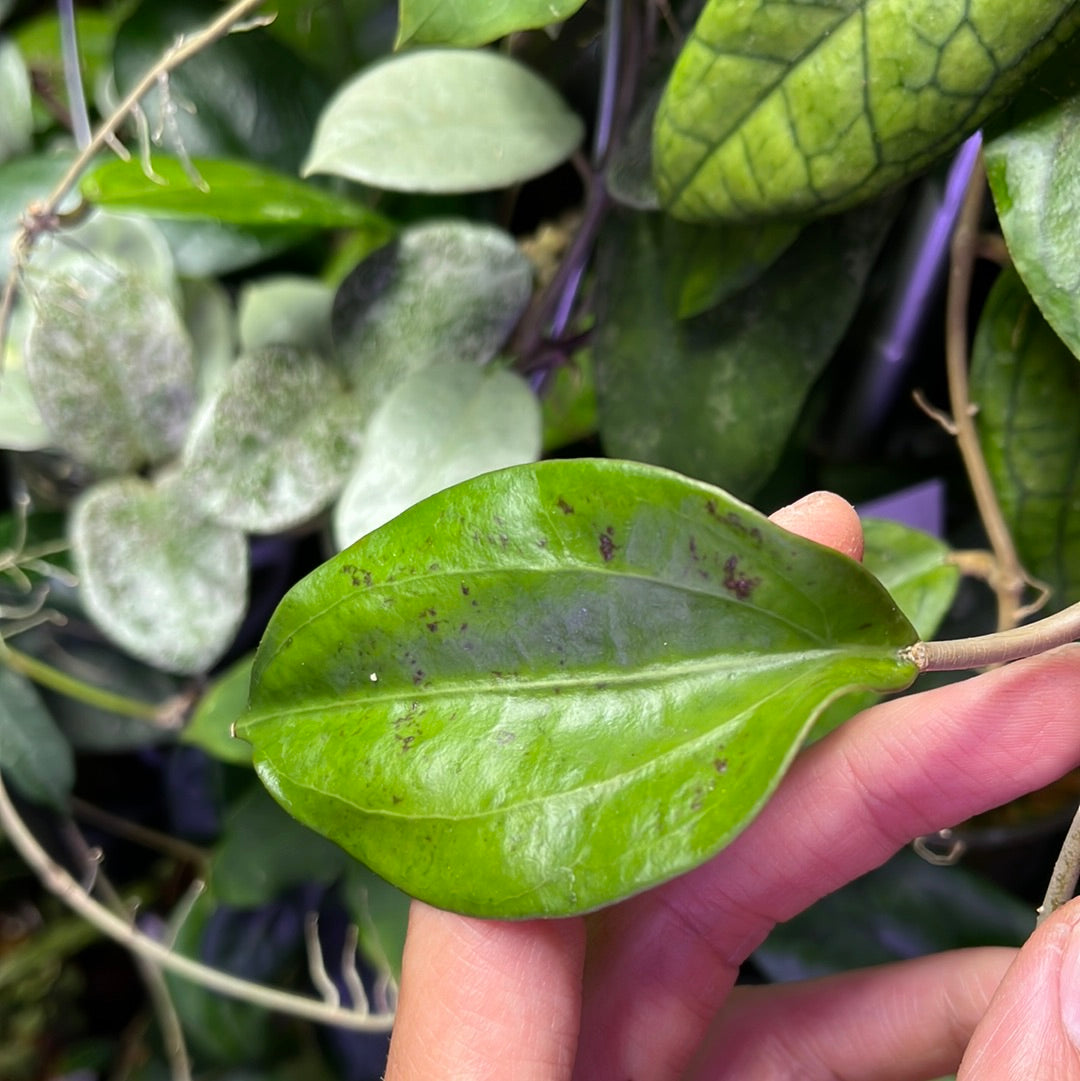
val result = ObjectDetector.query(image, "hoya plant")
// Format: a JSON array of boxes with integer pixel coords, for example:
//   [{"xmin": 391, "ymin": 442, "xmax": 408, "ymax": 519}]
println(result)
[{"xmin": 0, "ymin": 0, "xmax": 1078, "ymax": 1075}]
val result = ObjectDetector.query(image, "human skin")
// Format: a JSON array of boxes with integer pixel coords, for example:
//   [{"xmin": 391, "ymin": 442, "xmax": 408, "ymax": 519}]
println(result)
[{"xmin": 385, "ymin": 491, "xmax": 1080, "ymax": 1080}]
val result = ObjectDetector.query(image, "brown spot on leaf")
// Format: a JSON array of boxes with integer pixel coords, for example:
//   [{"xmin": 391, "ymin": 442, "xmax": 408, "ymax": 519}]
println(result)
[
  {"xmin": 705, "ymin": 499, "xmax": 718, "ymax": 517},
  {"xmin": 426, "ymin": 621, "xmax": 440, "ymax": 633},
  {"xmin": 599, "ymin": 527, "xmax": 617, "ymax": 562},
  {"xmin": 722, "ymin": 556, "xmax": 759, "ymax": 599},
  {"xmin": 714, "ymin": 757, "xmax": 728, "ymax": 774},
  {"xmin": 461, "ymin": 583, "xmax": 470, "ymax": 596},
  {"xmin": 557, "ymin": 498, "xmax": 574, "ymax": 514}
]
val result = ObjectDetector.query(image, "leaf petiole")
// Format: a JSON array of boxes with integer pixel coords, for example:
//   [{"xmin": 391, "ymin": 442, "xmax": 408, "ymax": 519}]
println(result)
[{"xmin": 904, "ymin": 601, "xmax": 1080, "ymax": 672}]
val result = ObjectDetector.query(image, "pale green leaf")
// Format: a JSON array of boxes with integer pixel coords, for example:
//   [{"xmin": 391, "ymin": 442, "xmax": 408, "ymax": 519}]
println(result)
[
  {"xmin": 240, "ymin": 459, "xmax": 918, "ymax": 917},
  {"xmin": 595, "ymin": 200, "xmax": 894, "ymax": 497},
  {"xmin": 654, "ymin": 0, "xmax": 1080, "ymax": 222},
  {"xmin": 72, "ymin": 477, "xmax": 248, "ymax": 674},
  {"xmin": 0, "ymin": 303, "xmax": 50, "ymax": 451},
  {"xmin": 985, "ymin": 54, "xmax": 1080, "ymax": 359},
  {"xmin": 182, "ymin": 655, "xmax": 254, "ymax": 766},
  {"xmin": 331, "ymin": 220, "xmax": 533, "ymax": 407},
  {"xmin": 181, "ymin": 277, "xmax": 237, "ymax": 403},
  {"xmin": 0, "ymin": 39, "xmax": 32, "ymax": 165},
  {"xmin": 180, "ymin": 346, "xmax": 360, "ymax": 533},
  {"xmin": 396, "ymin": 0, "xmax": 587, "ymax": 47},
  {"xmin": 333, "ymin": 361, "xmax": 541, "ymax": 548},
  {"xmin": 971, "ymin": 266, "xmax": 1080, "ymax": 610},
  {"xmin": 0, "ymin": 666, "xmax": 73, "ymax": 809},
  {"xmin": 303, "ymin": 50, "xmax": 584, "ymax": 192},
  {"xmin": 238, "ymin": 276, "xmax": 334, "ymax": 355},
  {"xmin": 26, "ymin": 270, "xmax": 195, "ymax": 473}
]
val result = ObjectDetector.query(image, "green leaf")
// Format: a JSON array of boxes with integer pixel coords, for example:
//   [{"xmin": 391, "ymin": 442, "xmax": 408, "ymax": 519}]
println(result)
[
  {"xmin": 303, "ymin": 50, "xmax": 584, "ymax": 193},
  {"xmin": 80, "ymin": 156, "xmax": 388, "ymax": 229},
  {"xmin": 396, "ymin": 0, "xmax": 587, "ymax": 47},
  {"xmin": 180, "ymin": 347, "xmax": 359, "ymax": 534},
  {"xmin": 861, "ymin": 518, "xmax": 959, "ymax": 642},
  {"xmin": 971, "ymin": 266, "xmax": 1080, "ymax": 610},
  {"xmin": 72, "ymin": 476, "xmax": 248, "ymax": 674},
  {"xmin": 240, "ymin": 459, "xmax": 918, "ymax": 917},
  {"xmin": 985, "ymin": 52, "xmax": 1080, "ymax": 359},
  {"xmin": 0, "ymin": 154, "xmax": 75, "ymax": 279},
  {"xmin": 212, "ymin": 785, "xmax": 351, "ymax": 906},
  {"xmin": 333, "ymin": 361, "xmax": 541, "ymax": 548},
  {"xmin": 0, "ymin": 302, "xmax": 50, "ymax": 451},
  {"xmin": 654, "ymin": 0, "xmax": 1080, "ymax": 222},
  {"xmin": 540, "ymin": 351, "xmax": 598, "ymax": 453},
  {"xmin": 0, "ymin": 39, "xmax": 32, "ymax": 164},
  {"xmin": 595, "ymin": 200, "xmax": 894, "ymax": 498},
  {"xmin": 0, "ymin": 666, "xmax": 73, "ymax": 809},
  {"xmin": 26, "ymin": 269, "xmax": 195, "ymax": 473},
  {"xmin": 113, "ymin": 0, "xmax": 330, "ymax": 175},
  {"xmin": 754, "ymin": 848, "xmax": 1032, "ymax": 981},
  {"xmin": 153, "ymin": 218, "xmax": 309, "ymax": 278},
  {"xmin": 341, "ymin": 862, "xmax": 410, "ymax": 982},
  {"xmin": 331, "ymin": 220, "xmax": 533, "ymax": 407},
  {"xmin": 182, "ymin": 655, "xmax": 254, "ymax": 766},
  {"xmin": 181, "ymin": 277, "xmax": 237, "ymax": 402},
  {"xmin": 238, "ymin": 276, "xmax": 334, "ymax": 355}
]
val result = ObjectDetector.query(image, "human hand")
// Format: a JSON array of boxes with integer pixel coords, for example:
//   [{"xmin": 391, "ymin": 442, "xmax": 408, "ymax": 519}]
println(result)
[{"xmin": 384, "ymin": 492, "xmax": 1080, "ymax": 1080}]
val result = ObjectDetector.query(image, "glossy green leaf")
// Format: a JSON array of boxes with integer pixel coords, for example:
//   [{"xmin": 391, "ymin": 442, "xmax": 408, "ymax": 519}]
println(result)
[
  {"xmin": 861, "ymin": 518, "xmax": 959, "ymax": 642},
  {"xmin": 0, "ymin": 39, "xmax": 32, "ymax": 164},
  {"xmin": 264, "ymin": 0, "xmax": 391, "ymax": 80},
  {"xmin": 212, "ymin": 785, "xmax": 351, "ymax": 907},
  {"xmin": 985, "ymin": 53, "xmax": 1080, "ymax": 359},
  {"xmin": 303, "ymin": 50, "xmax": 584, "ymax": 192},
  {"xmin": 654, "ymin": 0, "xmax": 1080, "ymax": 222},
  {"xmin": 334, "ymin": 361, "xmax": 541, "ymax": 548},
  {"xmin": 180, "ymin": 347, "xmax": 359, "ymax": 534},
  {"xmin": 396, "ymin": 0, "xmax": 587, "ymax": 47},
  {"xmin": 182, "ymin": 655, "xmax": 254, "ymax": 766},
  {"xmin": 113, "ymin": 0, "xmax": 329, "ymax": 175},
  {"xmin": 595, "ymin": 200, "xmax": 893, "ymax": 497},
  {"xmin": 240, "ymin": 459, "xmax": 919, "ymax": 917},
  {"xmin": 0, "ymin": 666, "xmax": 73, "ymax": 809},
  {"xmin": 754, "ymin": 848, "xmax": 1032, "ymax": 981},
  {"xmin": 331, "ymin": 220, "xmax": 533, "ymax": 407},
  {"xmin": 238, "ymin": 276, "xmax": 333, "ymax": 355},
  {"xmin": 971, "ymin": 266, "xmax": 1080, "ymax": 610},
  {"xmin": 72, "ymin": 477, "xmax": 248, "ymax": 674},
  {"xmin": 80, "ymin": 156, "xmax": 387, "ymax": 229},
  {"xmin": 26, "ymin": 269, "xmax": 195, "ymax": 473}
]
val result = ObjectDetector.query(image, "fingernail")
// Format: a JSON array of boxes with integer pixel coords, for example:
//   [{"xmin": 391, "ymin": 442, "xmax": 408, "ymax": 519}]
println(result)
[{"xmin": 1058, "ymin": 918, "xmax": 1080, "ymax": 1050}]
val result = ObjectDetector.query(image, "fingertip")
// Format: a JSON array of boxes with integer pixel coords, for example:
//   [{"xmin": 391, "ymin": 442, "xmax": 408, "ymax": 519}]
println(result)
[{"xmin": 769, "ymin": 491, "xmax": 864, "ymax": 562}]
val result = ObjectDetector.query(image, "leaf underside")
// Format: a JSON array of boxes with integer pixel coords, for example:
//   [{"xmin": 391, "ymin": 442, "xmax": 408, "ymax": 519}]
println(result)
[{"xmin": 241, "ymin": 460, "xmax": 917, "ymax": 917}]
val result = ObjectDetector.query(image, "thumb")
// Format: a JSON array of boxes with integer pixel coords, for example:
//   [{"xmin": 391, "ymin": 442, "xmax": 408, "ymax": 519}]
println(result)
[{"xmin": 959, "ymin": 896, "xmax": 1080, "ymax": 1079}]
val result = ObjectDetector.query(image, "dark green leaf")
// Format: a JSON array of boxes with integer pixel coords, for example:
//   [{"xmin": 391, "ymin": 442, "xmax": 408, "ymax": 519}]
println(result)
[
  {"xmin": 80, "ymin": 157, "xmax": 388, "ymax": 229},
  {"xmin": 754, "ymin": 848, "xmax": 1032, "ymax": 981},
  {"xmin": 180, "ymin": 347, "xmax": 359, "ymax": 534},
  {"xmin": 212, "ymin": 785, "xmax": 350, "ymax": 906},
  {"xmin": 654, "ymin": 0, "xmax": 1080, "ymax": 222},
  {"xmin": 26, "ymin": 269, "xmax": 195, "ymax": 473},
  {"xmin": 182, "ymin": 655, "xmax": 254, "ymax": 766},
  {"xmin": 985, "ymin": 52, "xmax": 1080, "ymax": 359},
  {"xmin": 331, "ymin": 220, "xmax": 533, "ymax": 407},
  {"xmin": 341, "ymin": 863, "xmax": 410, "ymax": 982},
  {"xmin": 304, "ymin": 50, "xmax": 584, "ymax": 193},
  {"xmin": 540, "ymin": 351, "xmax": 597, "ymax": 453},
  {"xmin": 264, "ymin": 0, "xmax": 391, "ymax": 80},
  {"xmin": 971, "ymin": 266, "xmax": 1080, "ymax": 609},
  {"xmin": 0, "ymin": 666, "xmax": 73, "ymax": 809},
  {"xmin": 113, "ymin": 0, "xmax": 329, "ymax": 175},
  {"xmin": 153, "ymin": 218, "xmax": 309, "ymax": 278},
  {"xmin": 72, "ymin": 477, "xmax": 248, "ymax": 674},
  {"xmin": 333, "ymin": 361, "xmax": 541, "ymax": 548},
  {"xmin": 240, "ymin": 459, "xmax": 918, "ymax": 917},
  {"xmin": 396, "ymin": 0, "xmax": 587, "ymax": 47},
  {"xmin": 595, "ymin": 200, "xmax": 893, "ymax": 498}
]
